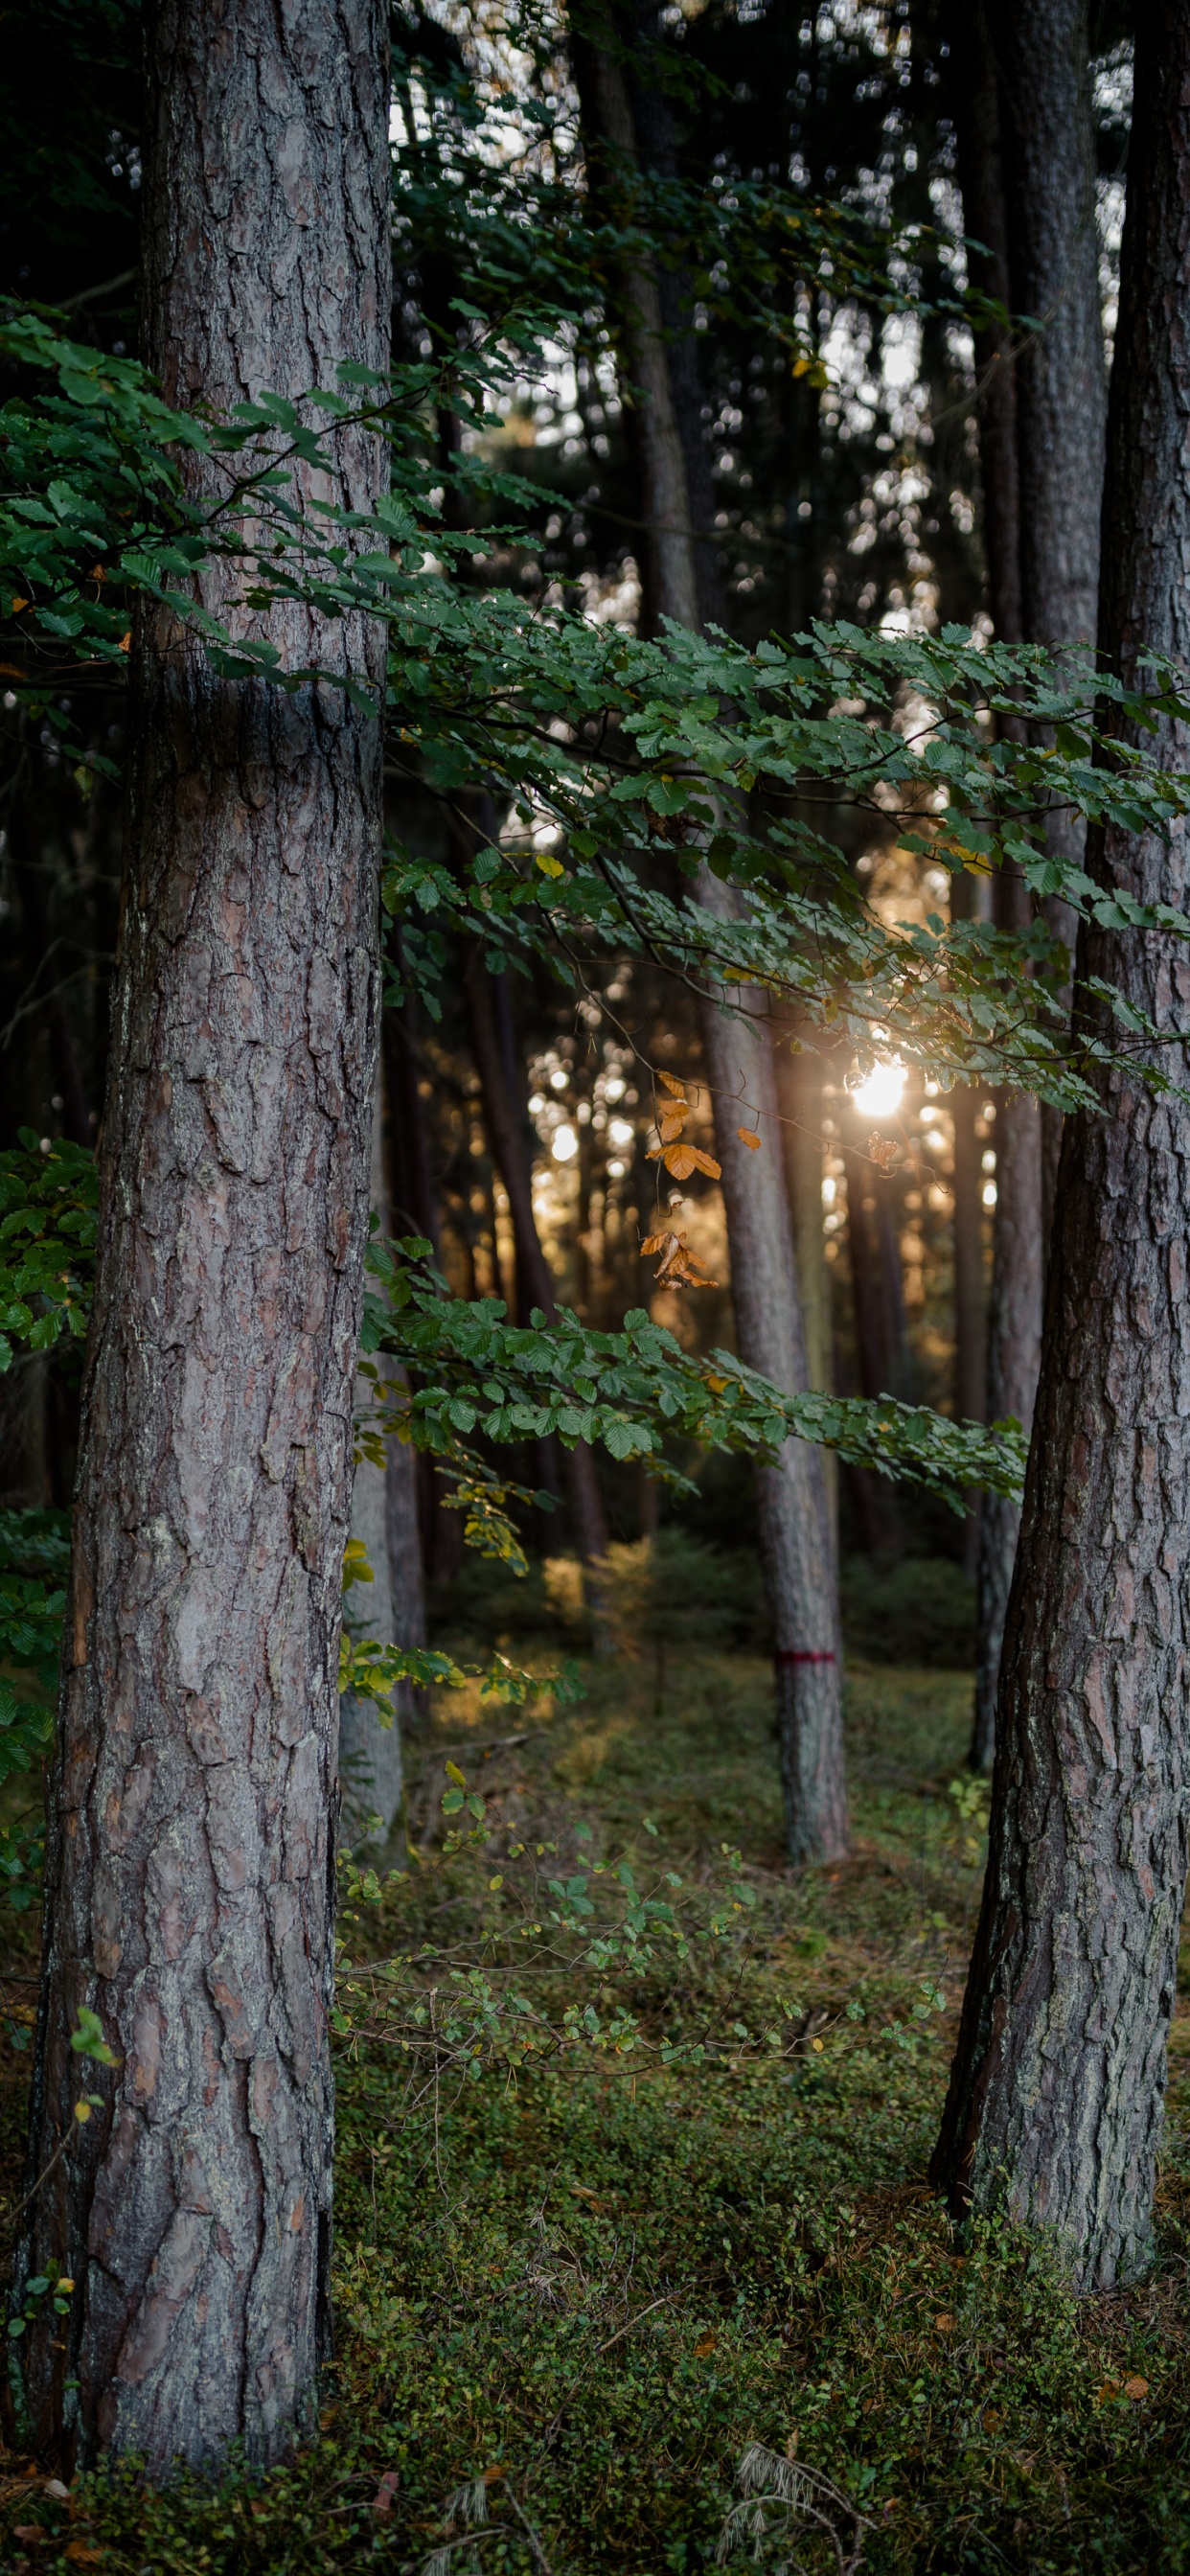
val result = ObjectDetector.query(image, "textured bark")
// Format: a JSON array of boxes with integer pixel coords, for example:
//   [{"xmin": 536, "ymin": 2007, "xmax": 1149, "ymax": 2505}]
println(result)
[
  {"xmin": 339, "ymin": 1062, "xmax": 410, "ymax": 1850},
  {"xmin": 462, "ymin": 949, "xmax": 612, "ymax": 1648},
  {"xmin": 971, "ymin": 1085, "xmax": 1042, "ymax": 1772},
  {"xmin": 997, "ymin": 0, "xmax": 1108, "ymax": 1224},
  {"xmin": 932, "ymin": 5, "xmax": 1190, "ymax": 2287},
  {"xmin": 15, "ymin": 0, "xmax": 391, "ymax": 2472}
]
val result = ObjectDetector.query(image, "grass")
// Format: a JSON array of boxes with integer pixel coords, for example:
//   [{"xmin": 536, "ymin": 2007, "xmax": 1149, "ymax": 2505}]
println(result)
[{"xmin": 2, "ymin": 1626, "xmax": 1189, "ymax": 2572}]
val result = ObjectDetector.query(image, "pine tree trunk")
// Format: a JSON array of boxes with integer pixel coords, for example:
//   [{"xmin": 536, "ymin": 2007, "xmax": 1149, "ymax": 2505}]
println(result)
[
  {"xmin": 950, "ymin": 1085, "xmax": 986, "ymax": 1578},
  {"xmin": 701, "ymin": 985, "xmax": 848, "ymax": 1867},
  {"xmin": 574, "ymin": 11, "xmax": 847, "ymax": 1855},
  {"xmin": 339, "ymin": 1061, "xmax": 409, "ymax": 1851},
  {"xmin": 998, "ymin": 0, "xmax": 1108, "ymax": 1230},
  {"xmin": 971, "ymin": 1083, "xmax": 1042, "ymax": 1771},
  {"xmin": 14, "ymin": 0, "xmax": 390, "ymax": 2472},
  {"xmin": 932, "ymin": 4, "xmax": 1190, "ymax": 2286},
  {"xmin": 779, "ymin": 1042, "xmax": 836, "ymax": 1538},
  {"xmin": 946, "ymin": 0, "xmax": 1023, "ymax": 656}
]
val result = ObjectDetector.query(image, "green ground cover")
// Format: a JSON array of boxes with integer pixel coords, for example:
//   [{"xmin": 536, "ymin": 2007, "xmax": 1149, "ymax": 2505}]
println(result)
[{"xmin": 2, "ymin": 1635, "xmax": 1188, "ymax": 2572}]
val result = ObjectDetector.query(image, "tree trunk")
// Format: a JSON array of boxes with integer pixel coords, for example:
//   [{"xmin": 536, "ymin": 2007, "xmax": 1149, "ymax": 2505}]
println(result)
[
  {"xmin": 575, "ymin": 9, "xmax": 847, "ymax": 1857},
  {"xmin": 779, "ymin": 1041, "xmax": 836, "ymax": 1538},
  {"xmin": 340, "ymin": 1059, "xmax": 415, "ymax": 1852},
  {"xmin": 462, "ymin": 948, "xmax": 613, "ymax": 1651},
  {"xmin": 701, "ymin": 975, "xmax": 848, "ymax": 1867},
  {"xmin": 997, "ymin": 0, "xmax": 1108, "ymax": 1231},
  {"xmin": 932, "ymin": 4, "xmax": 1190, "ymax": 2287},
  {"xmin": 946, "ymin": 0, "xmax": 1023, "ymax": 656},
  {"xmin": 950, "ymin": 1085, "xmax": 986, "ymax": 1577},
  {"xmin": 971, "ymin": 1082, "xmax": 1042, "ymax": 1771},
  {"xmin": 845, "ymin": 1159, "xmax": 904, "ymax": 1560},
  {"xmin": 14, "ymin": 0, "xmax": 390, "ymax": 2472}
]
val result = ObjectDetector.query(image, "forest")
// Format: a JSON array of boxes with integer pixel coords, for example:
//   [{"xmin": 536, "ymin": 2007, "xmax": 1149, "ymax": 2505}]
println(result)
[{"xmin": 1, "ymin": 0, "xmax": 1188, "ymax": 2567}]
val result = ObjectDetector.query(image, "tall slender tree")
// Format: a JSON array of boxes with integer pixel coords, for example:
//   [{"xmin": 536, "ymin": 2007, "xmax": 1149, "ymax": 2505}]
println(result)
[
  {"xmin": 947, "ymin": 0, "xmax": 1088, "ymax": 1758},
  {"xmin": 574, "ymin": 3, "xmax": 848, "ymax": 1863},
  {"xmin": 998, "ymin": 0, "xmax": 1109, "ymax": 1233},
  {"xmin": 15, "ymin": 0, "xmax": 391, "ymax": 2471},
  {"xmin": 932, "ymin": 0, "xmax": 1190, "ymax": 2285}
]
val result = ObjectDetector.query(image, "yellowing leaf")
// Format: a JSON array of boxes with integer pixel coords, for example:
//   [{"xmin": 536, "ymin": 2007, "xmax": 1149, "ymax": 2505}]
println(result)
[
  {"xmin": 535, "ymin": 850, "xmax": 564, "ymax": 878},
  {"xmin": 74, "ymin": 2099, "xmax": 92, "ymax": 2124},
  {"xmin": 736, "ymin": 1127, "xmax": 762, "ymax": 1150},
  {"xmin": 119, "ymin": 631, "xmax": 131, "ymax": 653},
  {"xmin": 11, "ymin": 597, "xmax": 29, "ymax": 613},
  {"xmin": 446, "ymin": 1760, "xmax": 466, "ymax": 1786}
]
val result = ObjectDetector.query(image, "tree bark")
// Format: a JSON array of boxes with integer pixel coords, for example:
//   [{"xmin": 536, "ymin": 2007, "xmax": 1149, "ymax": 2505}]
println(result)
[
  {"xmin": 997, "ymin": 0, "xmax": 1108, "ymax": 1232},
  {"xmin": 340, "ymin": 1059, "xmax": 417, "ymax": 1852},
  {"xmin": 701, "ymin": 972, "xmax": 848, "ymax": 1866},
  {"xmin": 932, "ymin": 2, "xmax": 1190, "ymax": 2287},
  {"xmin": 15, "ymin": 0, "xmax": 390, "ymax": 2472},
  {"xmin": 971, "ymin": 1083, "xmax": 1042, "ymax": 1772}
]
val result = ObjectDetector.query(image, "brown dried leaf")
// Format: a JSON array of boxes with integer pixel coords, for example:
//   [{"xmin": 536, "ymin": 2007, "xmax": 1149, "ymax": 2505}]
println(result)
[
  {"xmin": 868, "ymin": 1132, "xmax": 898, "ymax": 1172},
  {"xmin": 657, "ymin": 1104, "xmax": 688, "ymax": 1141},
  {"xmin": 1124, "ymin": 2376, "xmax": 1150, "ymax": 2401},
  {"xmin": 689, "ymin": 1146, "xmax": 721, "ymax": 1179},
  {"xmin": 657, "ymin": 1070, "xmax": 687, "ymax": 1096},
  {"xmin": 639, "ymin": 1231, "xmax": 669, "ymax": 1256},
  {"xmin": 694, "ymin": 2331, "xmax": 718, "ymax": 2358},
  {"xmin": 736, "ymin": 1127, "xmax": 762, "ymax": 1150},
  {"xmin": 661, "ymin": 1143, "xmax": 698, "ymax": 1180}
]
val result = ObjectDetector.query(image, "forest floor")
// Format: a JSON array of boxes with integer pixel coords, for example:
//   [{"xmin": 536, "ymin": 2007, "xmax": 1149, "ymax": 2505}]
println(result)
[{"xmin": 1, "ymin": 1626, "xmax": 1189, "ymax": 2572}]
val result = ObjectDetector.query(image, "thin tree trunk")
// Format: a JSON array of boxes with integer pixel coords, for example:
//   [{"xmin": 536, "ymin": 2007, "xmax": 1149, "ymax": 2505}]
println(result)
[
  {"xmin": 15, "ymin": 0, "xmax": 390, "ymax": 2472},
  {"xmin": 575, "ymin": 8, "xmax": 847, "ymax": 1858},
  {"xmin": 462, "ymin": 948, "xmax": 613, "ymax": 1651},
  {"xmin": 845, "ymin": 1161, "xmax": 904, "ymax": 1560},
  {"xmin": 997, "ymin": 0, "xmax": 1108, "ymax": 1234},
  {"xmin": 932, "ymin": 5, "xmax": 1190, "ymax": 2286},
  {"xmin": 950, "ymin": 1085, "xmax": 985, "ymax": 1578},
  {"xmin": 946, "ymin": 0, "xmax": 1023, "ymax": 656},
  {"xmin": 701, "ymin": 969, "xmax": 848, "ymax": 1866},
  {"xmin": 779, "ymin": 1041, "xmax": 836, "ymax": 1539},
  {"xmin": 971, "ymin": 1081, "xmax": 1042, "ymax": 1772}
]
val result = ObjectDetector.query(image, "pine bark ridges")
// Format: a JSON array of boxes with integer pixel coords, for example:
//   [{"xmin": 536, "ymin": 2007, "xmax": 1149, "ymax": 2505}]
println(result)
[
  {"xmin": 16, "ymin": 0, "xmax": 391, "ymax": 2472},
  {"xmin": 933, "ymin": 0, "xmax": 1190, "ymax": 2286}
]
